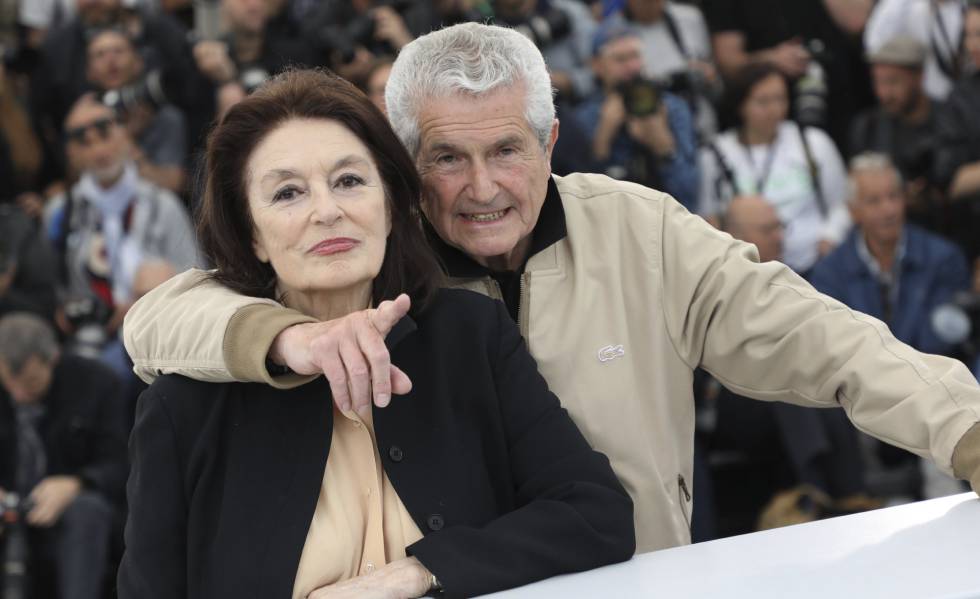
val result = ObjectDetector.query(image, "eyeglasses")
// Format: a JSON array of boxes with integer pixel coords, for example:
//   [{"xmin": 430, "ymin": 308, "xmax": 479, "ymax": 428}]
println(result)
[{"xmin": 65, "ymin": 116, "xmax": 118, "ymax": 145}]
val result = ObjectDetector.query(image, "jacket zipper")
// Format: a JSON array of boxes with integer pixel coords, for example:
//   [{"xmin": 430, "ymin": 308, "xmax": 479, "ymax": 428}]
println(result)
[
  {"xmin": 518, "ymin": 272, "xmax": 530, "ymax": 338},
  {"xmin": 678, "ymin": 474, "xmax": 692, "ymax": 530}
]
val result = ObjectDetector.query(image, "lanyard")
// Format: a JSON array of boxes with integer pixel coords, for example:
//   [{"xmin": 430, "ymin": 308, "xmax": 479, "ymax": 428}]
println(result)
[
  {"xmin": 931, "ymin": 0, "xmax": 966, "ymax": 79},
  {"xmin": 739, "ymin": 132, "xmax": 779, "ymax": 194}
]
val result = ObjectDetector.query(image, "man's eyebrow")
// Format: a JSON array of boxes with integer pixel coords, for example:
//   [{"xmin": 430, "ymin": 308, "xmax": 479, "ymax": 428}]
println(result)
[
  {"xmin": 493, "ymin": 135, "xmax": 525, "ymax": 148},
  {"xmin": 425, "ymin": 141, "xmax": 460, "ymax": 155}
]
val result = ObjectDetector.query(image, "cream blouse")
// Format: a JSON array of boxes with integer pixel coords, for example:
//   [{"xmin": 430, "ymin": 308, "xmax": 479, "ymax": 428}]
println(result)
[{"xmin": 292, "ymin": 406, "xmax": 424, "ymax": 599}]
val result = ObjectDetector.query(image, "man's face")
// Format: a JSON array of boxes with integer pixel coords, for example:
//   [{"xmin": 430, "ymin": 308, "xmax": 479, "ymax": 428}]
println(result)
[
  {"xmin": 0, "ymin": 355, "xmax": 54, "ymax": 406},
  {"xmin": 87, "ymin": 31, "xmax": 142, "ymax": 91},
  {"xmin": 852, "ymin": 169, "xmax": 906, "ymax": 247},
  {"xmin": 416, "ymin": 85, "xmax": 558, "ymax": 271},
  {"xmin": 594, "ymin": 36, "xmax": 645, "ymax": 89},
  {"xmin": 65, "ymin": 101, "xmax": 130, "ymax": 185},
  {"xmin": 871, "ymin": 64, "xmax": 921, "ymax": 117},
  {"xmin": 966, "ymin": 9, "xmax": 980, "ymax": 68},
  {"xmin": 77, "ymin": 0, "xmax": 120, "ymax": 27},
  {"xmin": 223, "ymin": 0, "xmax": 268, "ymax": 34}
]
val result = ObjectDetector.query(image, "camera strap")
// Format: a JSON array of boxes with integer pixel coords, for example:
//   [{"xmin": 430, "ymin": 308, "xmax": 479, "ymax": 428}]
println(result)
[
  {"xmin": 795, "ymin": 122, "xmax": 829, "ymax": 219},
  {"xmin": 738, "ymin": 135, "xmax": 779, "ymax": 195},
  {"xmin": 663, "ymin": 11, "xmax": 691, "ymax": 60},
  {"xmin": 707, "ymin": 141, "xmax": 739, "ymax": 213},
  {"xmin": 930, "ymin": 0, "xmax": 966, "ymax": 81}
]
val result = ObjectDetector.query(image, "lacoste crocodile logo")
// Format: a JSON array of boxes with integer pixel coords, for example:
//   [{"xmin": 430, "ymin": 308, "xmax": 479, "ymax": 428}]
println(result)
[{"xmin": 597, "ymin": 344, "xmax": 625, "ymax": 363}]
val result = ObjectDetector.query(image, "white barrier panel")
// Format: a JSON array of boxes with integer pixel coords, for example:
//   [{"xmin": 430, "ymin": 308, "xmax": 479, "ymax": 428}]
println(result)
[{"xmin": 482, "ymin": 492, "xmax": 980, "ymax": 599}]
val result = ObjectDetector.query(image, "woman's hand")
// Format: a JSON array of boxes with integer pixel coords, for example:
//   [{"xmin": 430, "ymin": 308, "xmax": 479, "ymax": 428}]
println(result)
[
  {"xmin": 269, "ymin": 294, "xmax": 413, "ymax": 417},
  {"xmin": 307, "ymin": 557, "xmax": 433, "ymax": 599}
]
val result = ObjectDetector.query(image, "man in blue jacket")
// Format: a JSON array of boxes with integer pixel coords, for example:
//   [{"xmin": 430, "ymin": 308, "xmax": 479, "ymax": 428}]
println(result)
[{"xmin": 811, "ymin": 152, "xmax": 970, "ymax": 356}]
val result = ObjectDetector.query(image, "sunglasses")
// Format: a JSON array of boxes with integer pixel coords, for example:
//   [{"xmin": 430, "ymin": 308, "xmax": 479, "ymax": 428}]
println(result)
[{"xmin": 65, "ymin": 116, "xmax": 118, "ymax": 145}]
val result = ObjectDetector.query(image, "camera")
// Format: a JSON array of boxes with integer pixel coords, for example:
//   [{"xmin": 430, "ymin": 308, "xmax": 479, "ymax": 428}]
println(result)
[
  {"xmin": 508, "ymin": 8, "xmax": 572, "ymax": 49},
  {"xmin": 100, "ymin": 68, "xmax": 175, "ymax": 116},
  {"xmin": 794, "ymin": 39, "xmax": 829, "ymax": 130},
  {"xmin": 62, "ymin": 296, "xmax": 112, "ymax": 360},
  {"xmin": 1, "ymin": 492, "xmax": 34, "ymax": 599},
  {"xmin": 617, "ymin": 78, "xmax": 665, "ymax": 117},
  {"xmin": 313, "ymin": 0, "xmax": 414, "ymax": 65},
  {"xmin": 932, "ymin": 291, "xmax": 980, "ymax": 360}
]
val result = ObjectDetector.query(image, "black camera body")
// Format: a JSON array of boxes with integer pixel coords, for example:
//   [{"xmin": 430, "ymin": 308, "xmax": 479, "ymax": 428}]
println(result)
[
  {"xmin": 315, "ymin": 0, "xmax": 415, "ymax": 65},
  {"xmin": 1, "ymin": 492, "xmax": 34, "ymax": 599},
  {"xmin": 617, "ymin": 78, "xmax": 665, "ymax": 117},
  {"xmin": 509, "ymin": 8, "xmax": 572, "ymax": 49}
]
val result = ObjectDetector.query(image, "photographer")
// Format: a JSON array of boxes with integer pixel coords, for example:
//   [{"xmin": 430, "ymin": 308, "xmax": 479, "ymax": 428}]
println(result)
[
  {"xmin": 493, "ymin": 0, "xmax": 596, "ymax": 103},
  {"xmin": 702, "ymin": 0, "xmax": 876, "ymax": 151},
  {"xmin": 573, "ymin": 23, "xmax": 699, "ymax": 210},
  {"xmin": 0, "ymin": 312, "xmax": 128, "ymax": 599},
  {"xmin": 192, "ymin": 0, "xmax": 313, "ymax": 118},
  {"xmin": 606, "ymin": 0, "xmax": 720, "ymax": 139},
  {"xmin": 44, "ymin": 95, "xmax": 199, "ymax": 364},
  {"xmin": 86, "ymin": 28, "xmax": 188, "ymax": 195},
  {"xmin": 850, "ymin": 37, "xmax": 944, "ymax": 231},
  {"xmin": 0, "ymin": 202, "xmax": 59, "ymax": 323}
]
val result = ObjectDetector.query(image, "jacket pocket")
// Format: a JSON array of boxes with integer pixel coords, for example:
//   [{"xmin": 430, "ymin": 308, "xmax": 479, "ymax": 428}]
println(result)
[{"xmin": 677, "ymin": 473, "xmax": 692, "ymax": 531}]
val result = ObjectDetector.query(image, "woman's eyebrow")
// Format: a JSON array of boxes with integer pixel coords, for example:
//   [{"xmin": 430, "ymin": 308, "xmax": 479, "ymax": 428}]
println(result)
[{"xmin": 260, "ymin": 168, "xmax": 300, "ymax": 186}]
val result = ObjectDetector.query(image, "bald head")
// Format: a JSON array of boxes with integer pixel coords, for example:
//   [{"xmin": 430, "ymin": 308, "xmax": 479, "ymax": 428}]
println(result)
[{"xmin": 725, "ymin": 195, "xmax": 784, "ymax": 263}]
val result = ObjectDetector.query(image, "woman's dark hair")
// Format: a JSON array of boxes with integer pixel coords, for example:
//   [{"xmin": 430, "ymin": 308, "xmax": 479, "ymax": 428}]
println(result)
[
  {"xmin": 721, "ymin": 62, "xmax": 788, "ymax": 130},
  {"xmin": 197, "ymin": 68, "xmax": 442, "ymax": 313}
]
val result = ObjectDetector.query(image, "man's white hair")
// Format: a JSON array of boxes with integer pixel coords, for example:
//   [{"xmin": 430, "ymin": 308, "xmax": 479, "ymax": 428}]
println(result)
[
  {"xmin": 385, "ymin": 22, "xmax": 556, "ymax": 158},
  {"xmin": 847, "ymin": 152, "xmax": 903, "ymax": 204}
]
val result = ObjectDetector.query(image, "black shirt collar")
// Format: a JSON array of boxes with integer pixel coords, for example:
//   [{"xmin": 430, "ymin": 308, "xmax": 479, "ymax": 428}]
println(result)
[{"xmin": 427, "ymin": 176, "xmax": 568, "ymax": 278}]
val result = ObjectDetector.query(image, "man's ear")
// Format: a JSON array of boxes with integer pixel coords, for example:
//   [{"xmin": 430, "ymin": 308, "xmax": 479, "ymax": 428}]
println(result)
[{"xmin": 545, "ymin": 118, "xmax": 560, "ymax": 165}]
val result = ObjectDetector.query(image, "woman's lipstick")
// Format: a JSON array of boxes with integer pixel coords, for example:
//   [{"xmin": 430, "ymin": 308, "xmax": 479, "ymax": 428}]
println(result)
[{"xmin": 309, "ymin": 237, "xmax": 359, "ymax": 256}]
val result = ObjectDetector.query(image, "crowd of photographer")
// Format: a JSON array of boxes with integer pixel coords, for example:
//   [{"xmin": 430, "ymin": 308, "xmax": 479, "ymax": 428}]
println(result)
[{"xmin": 1, "ymin": 0, "xmax": 980, "ymax": 596}]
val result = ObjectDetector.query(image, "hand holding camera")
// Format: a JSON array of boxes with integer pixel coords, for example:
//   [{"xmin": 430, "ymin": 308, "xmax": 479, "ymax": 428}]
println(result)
[{"xmin": 193, "ymin": 40, "xmax": 237, "ymax": 84}]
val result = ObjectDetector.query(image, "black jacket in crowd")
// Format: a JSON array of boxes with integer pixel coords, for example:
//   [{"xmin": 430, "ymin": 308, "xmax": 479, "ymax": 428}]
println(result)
[
  {"xmin": 118, "ymin": 289, "xmax": 635, "ymax": 599},
  {"xmin": 0, "ymin": 354, "xmax": 129, "ymax": 503}
]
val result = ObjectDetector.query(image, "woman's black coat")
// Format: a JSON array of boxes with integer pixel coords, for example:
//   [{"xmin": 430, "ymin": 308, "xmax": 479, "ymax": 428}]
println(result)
[{"xmin": 117, "ymin": 289, "xmax": 635, "ymax": 598}]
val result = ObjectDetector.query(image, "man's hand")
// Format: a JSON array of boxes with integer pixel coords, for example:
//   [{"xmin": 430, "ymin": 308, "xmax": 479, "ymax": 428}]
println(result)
[
  {"xmin": 373, "ymin": 6, "xmax": 413, "ymax": 50},
  {"xmin": 817, "ymin": 239, "xmax": 835, "ymax": 257},
  {"xmin": 763, "ymin": 39, "xmax": 810, "ymax": 78},
  {"xmin": 27, "ymin": 476, "xmax": 81, "ymax": 527},
  {"xmin": 270, "ymin": 294, "xmax": 413, "ymax": 416},
  {"xmin": 307, "ymin": 557, "xmax": 433, "ymax": 599},
  {"xmin": 627, "ymin": 105, "xmax": 676, "ymax": 159},
  {"xmin": 593, "ymin": 93, "xmax": 628, "ymax": 162},
  {"xmin": 193, "ymin": 40, "xmax": 237, "ymax": 84}
]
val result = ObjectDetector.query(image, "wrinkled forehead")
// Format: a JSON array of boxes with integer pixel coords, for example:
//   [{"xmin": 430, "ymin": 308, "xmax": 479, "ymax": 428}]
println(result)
[{"xmin": 417, "ymin": 88, "xmax": 536, "ymax": 150}]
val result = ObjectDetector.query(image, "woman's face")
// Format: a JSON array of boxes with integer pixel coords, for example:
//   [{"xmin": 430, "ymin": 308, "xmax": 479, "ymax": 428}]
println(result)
[
  {"xmin": 246, "ymin": 118, "xmax": 390, "ymax": 300},
  {"xmin": 740, "ymin": 74, "xmax": 788, "ymax": 135}
]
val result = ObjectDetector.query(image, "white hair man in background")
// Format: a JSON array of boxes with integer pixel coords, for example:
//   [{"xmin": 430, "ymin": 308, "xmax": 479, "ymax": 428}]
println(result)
[{"xmin": 124, "ymin": 22, "xmax": 980, "ymax": 579}]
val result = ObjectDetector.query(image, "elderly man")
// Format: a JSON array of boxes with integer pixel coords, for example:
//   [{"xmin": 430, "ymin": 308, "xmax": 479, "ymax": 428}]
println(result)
[
  {"xmin": 811, "ymin": 153, "xmax": 970, "ymax": 357},
  {"xmin": 125, "ymin": 23, "xmax": 980, "ymax": 559},
  {"xmin": 0, "ymin": 313, "xmax": 128, "ymax": 599}
]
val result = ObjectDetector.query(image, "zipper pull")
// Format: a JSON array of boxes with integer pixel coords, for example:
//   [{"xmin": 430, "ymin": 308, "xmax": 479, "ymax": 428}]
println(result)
[{"xmin": 678, "ymin": 474, "xmax": 691, "ymax": 502}]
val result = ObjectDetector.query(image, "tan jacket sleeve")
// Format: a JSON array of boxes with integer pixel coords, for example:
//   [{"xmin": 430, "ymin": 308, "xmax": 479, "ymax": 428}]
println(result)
[
  {"xmin": 122, "ymin": 269, "xmax": 317, "ymax": 388},
  {"xmin": 658, "ymin": 199, "xmax": 980, "ymax": 478}
]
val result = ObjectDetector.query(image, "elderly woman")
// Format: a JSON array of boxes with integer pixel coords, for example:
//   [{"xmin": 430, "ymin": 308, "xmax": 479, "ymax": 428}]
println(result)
[{"xmin": 116, "ymin": 69, "xmax": 634, "ymax": 599}]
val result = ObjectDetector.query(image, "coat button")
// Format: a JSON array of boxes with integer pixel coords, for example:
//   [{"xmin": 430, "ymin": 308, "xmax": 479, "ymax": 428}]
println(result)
[
  {"xmin": 388, "ymin": 446, "xmax": 404, "ymax": 462},
  {"xmin": 427, "ymin": 514, "xmax": 445, "ymax": 531}
]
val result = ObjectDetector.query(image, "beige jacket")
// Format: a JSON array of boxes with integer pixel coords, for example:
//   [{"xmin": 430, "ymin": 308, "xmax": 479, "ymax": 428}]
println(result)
[{"xmin": 125, "ymin": 173, "xmax": 980, "ymax": 554}]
